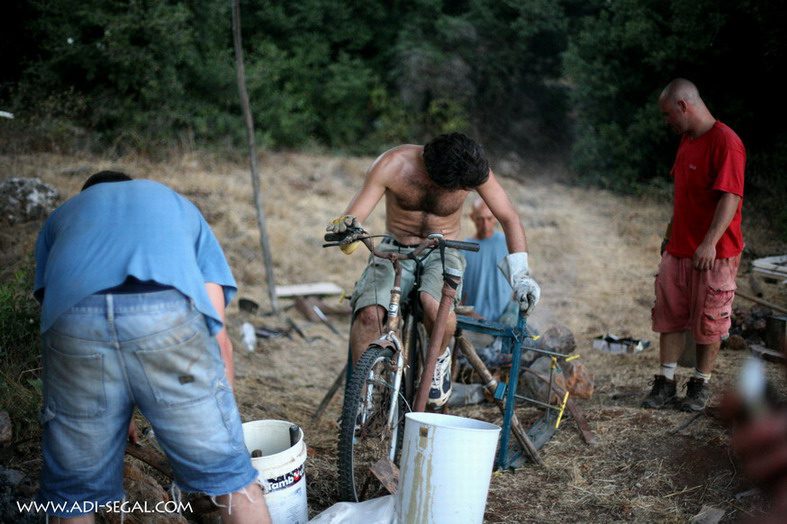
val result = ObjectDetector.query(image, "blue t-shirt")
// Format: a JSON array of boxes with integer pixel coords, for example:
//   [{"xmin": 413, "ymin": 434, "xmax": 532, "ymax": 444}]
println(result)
[
  {"xmin": 34, "ymin": 180, "xmax": 236, "ymax": 335},
  {"xmin": 462, "ymin": 231, "xmax": 511, "ymax": 321}
]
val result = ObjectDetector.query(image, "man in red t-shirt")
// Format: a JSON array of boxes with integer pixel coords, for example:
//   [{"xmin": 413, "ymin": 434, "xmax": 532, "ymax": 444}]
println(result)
[{"xmin": 643, "ymin": 78, "xmax": 746, "ymax": 412}]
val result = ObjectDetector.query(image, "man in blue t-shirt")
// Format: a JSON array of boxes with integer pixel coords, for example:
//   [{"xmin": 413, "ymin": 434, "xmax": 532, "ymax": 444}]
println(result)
[
  {"xmin": 462, "ymin": 198, "xmax": 518, "ymax": 325},
  {"xmin": 33, "ymin": 171, "xmax": 270, "ymax": 523}
]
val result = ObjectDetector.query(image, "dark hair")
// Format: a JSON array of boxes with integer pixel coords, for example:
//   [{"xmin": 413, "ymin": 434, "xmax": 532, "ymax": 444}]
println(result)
[
  {"xmin": 422, "ymin": 133, "xmax": 490, "ymax": 190},
  {"xmin": 81, "ymin": 170, "xmax": 132, "ymax": 191}
]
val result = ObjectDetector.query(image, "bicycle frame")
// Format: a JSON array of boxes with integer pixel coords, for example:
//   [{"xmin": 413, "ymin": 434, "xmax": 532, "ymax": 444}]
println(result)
[
  {"xmin": 334, "ymin": 232, "xmax": 476, "ymax": 417},
  {"xmin": 327, "ymin": 231, "xmax": 479, "ymax": 500}
]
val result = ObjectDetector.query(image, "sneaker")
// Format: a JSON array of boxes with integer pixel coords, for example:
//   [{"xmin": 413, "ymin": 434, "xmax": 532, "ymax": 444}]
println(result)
[
  {"xmin": 641, "ymin": 374, "xmax": 677, "ymax": 409},
  {"xmin": 428, "ymin": 348, "xmax": 452, "ymax": 408},
  {"xmin": 679, "ymin": 377, "xmax": 710, "ymax": 412}
]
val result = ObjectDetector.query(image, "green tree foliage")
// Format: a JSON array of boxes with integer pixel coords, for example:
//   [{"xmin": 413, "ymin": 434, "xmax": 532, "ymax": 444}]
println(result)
[
  {"xmin": 565, "ymin": 0, "xmax": 787, "ymax": 232},
  {"xmin": 2, "ymin": 0, "xmax": 579, "ymax": 153},
  {"xmin": 392, "ymin": 0, "xmax": 572, "ymax": 150},
  {"xmin": 18, "ymin": 1, "xmax": 207, "ymax": 146}
]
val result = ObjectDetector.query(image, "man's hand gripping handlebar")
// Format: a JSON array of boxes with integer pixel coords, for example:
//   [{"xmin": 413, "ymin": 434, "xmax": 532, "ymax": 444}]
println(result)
[{"xmin": 325, "ymin": 215, "xmax": 368, "ymax": 254}]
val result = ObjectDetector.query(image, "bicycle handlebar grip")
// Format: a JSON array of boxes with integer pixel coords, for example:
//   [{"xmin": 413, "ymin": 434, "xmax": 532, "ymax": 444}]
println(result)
[
  {"xmin": 324, "ymin": 225, "xmax": 368, "ymax": 243},
  {"xmin": 324, "ymin": 232, "xmax": 345, "ymax": 242},
  {"xmin": 444, "ymin": 240, "xmax": 480, "ymax": 252}
]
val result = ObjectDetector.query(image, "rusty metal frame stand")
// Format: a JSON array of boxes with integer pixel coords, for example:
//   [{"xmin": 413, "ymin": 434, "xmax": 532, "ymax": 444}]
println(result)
[{"xmin": 456, "ymin": 313, "xmax": 570, "ymax": 469}]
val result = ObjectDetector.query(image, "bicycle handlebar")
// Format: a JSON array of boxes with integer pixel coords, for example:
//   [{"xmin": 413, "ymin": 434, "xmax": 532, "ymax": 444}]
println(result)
[
  {"xmin": 444, "ymin": 239, "xmax": 480, "ymax": 252},
  {"xmin": 323, "ymin": 231, "xmax": 479, "ymax": 254}
]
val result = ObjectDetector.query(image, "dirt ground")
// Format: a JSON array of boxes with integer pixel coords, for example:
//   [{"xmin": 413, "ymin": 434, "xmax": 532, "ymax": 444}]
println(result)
[{"xmin": 2, "ymin": 150, "xmax": 786, "ymax": 522}]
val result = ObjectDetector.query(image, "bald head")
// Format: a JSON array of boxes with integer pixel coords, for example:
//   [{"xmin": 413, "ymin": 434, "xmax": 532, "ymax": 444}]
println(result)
[
  {"xmin": 658, "ymin": 78, "xmax": 715, "ymax": 137},
  {"xmin": 470, "ymin": 197, "xmax": 496, "ymax": 239},
  {"xmin": 659, "ymin": 78, "xmax": 701, "ymax": 105}
]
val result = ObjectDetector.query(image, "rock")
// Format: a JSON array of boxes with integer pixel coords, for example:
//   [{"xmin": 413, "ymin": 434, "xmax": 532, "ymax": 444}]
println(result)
[
  {"xmin": 0, "ymin": 178, "xmax": 59, "ymax": 224},
  {"xmin": 689, "ymin": 505, "xmax": 725, "ymax": 524},
  {"xmin": 562, "ymin": 361, "xmax": 594, "ymax": 399},
  {"xmin": 0, "ymin": 471, "xmax": 38, "ymax": 524},
  {"xmin": 0, "ymin": 468, "xmax": 24, "ymax": 487},
  {"xmin": 536, "ymin": 324, "xmax": 576, "ymax": 355},
  {"xmin": 724, "ymin": 334, "xmax": 747, "ymax": 351},
  {"xmin": 0, "ymin": 411, "xmax": 11, "ymax": 445},
  {"xmin": 521, "ymin": 355, "xmax": 595, "ymax": 402},
  {"xmin": 447, "ymin": 383, "xmax": 486, "ymax": 407},
  {"xmin": 520, "ymin": 356, "xmax": 567, "ymax": 404},
  {"xmin": 14, "ymin": 477, "xmax": 38, "ymax": 497},
  {"xmin": 100, "ymin": 461, "xmax": 188, "ymax": 524}
]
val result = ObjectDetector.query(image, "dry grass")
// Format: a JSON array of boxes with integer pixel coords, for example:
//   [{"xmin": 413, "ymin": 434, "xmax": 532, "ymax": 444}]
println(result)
[{"xmin": 1, "ymin": 150, "xmax": 785, "ymax": 522}]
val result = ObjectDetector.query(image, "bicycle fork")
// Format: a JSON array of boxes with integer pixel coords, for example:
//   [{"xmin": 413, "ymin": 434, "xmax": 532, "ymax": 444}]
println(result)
[{"xmin": 384, "ymin": 258, "xmax": 406, "ymax": 461}]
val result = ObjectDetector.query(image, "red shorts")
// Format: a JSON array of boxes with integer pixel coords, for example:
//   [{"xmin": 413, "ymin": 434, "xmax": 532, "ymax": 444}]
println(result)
[{"xmin": 652, "ymin": 253, "xmax": 740, "ymax": 344}]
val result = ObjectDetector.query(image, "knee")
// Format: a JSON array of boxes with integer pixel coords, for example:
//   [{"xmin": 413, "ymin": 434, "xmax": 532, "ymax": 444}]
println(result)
[
  {"xmin": 419, "ymin": 292, "xmax": 438, "ymax": 316},
  {"xmin": 354, "ymin": 306, "xmax": 385, "ymax": 329}
]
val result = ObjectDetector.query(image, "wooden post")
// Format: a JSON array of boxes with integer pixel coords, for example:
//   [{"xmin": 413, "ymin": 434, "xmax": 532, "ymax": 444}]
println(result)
[{"xmin": 231, "ymin": 0, "xmax": 278, "ymax": 313}]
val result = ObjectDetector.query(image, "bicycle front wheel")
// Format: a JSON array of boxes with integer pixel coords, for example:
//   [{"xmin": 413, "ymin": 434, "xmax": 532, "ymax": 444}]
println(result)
[{"xmin": 337, "ymin": 345, "xmax": 402, "ymax": 502}]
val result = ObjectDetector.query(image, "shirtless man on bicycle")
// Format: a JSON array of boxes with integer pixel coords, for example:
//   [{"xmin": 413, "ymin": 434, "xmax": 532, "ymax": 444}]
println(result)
[{"xmin": 328, "ymin": 132, "xmax": 540, "ymax": 408}]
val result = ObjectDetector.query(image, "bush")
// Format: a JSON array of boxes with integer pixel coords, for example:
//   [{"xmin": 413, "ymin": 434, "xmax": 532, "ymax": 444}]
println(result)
[
  {"xmin": 565, "ymin": 0, "xmax": 787, "ymax": 234},
  {"xmin": 0, "ymin": 266, "xmax": 42, "ymax": 440}
]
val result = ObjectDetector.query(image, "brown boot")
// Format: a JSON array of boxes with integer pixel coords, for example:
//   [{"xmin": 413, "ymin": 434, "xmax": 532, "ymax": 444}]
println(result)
[{"xmin": 641, "ymin": 375, "xmax": 677, "ymax": 409}]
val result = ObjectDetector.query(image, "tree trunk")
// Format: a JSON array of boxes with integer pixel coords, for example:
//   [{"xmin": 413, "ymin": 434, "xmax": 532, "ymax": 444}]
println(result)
[{"xmin": 231, "ymin": 0, "xmax": 278, "ymax": 313}]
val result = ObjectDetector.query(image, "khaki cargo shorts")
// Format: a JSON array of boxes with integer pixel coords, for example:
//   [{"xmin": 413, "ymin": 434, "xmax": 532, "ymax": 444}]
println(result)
[{"xmin": 351, "ymin": 241, "xmax": 465, "ymax": 315}]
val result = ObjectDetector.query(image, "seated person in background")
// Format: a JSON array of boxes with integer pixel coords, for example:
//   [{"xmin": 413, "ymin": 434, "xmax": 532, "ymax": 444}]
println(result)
[{"xmin": 462, "ymin": 197, "xmax": 518, "ymax": 326}]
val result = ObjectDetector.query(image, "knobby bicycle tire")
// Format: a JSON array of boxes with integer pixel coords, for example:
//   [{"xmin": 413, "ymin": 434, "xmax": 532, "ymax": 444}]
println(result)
[
  {"xmin": 402, "ymin": 313, "xmax": 427, "ymax": 409},
  {"xmin": 337, "ymin": 344, "xmax": 403, "ymax": 502}
]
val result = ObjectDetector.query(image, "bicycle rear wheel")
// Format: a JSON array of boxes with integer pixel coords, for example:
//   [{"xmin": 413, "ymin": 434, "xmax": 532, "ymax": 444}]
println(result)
[{"xmin": 337, "ymin": 345, "xmax": 402, "ymax": 502}]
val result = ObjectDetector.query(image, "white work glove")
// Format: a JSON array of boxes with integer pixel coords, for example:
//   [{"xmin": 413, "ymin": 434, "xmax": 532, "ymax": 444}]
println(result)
[{"xmin": 497, "ymin": 252, "xmax": 541, "ymax": 316}]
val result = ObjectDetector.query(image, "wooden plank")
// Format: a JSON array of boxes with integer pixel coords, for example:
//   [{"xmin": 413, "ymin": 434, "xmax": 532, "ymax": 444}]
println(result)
[
  {"xmin": 735, "ymin": 290, "xmax": 787, "ymax": 315},
  {"xmin": 370, "ymin": 458, "xmax": 399, "ymax": 495},
  {"xmin": 752, "ymin": 255, "xmax": 787, "ymax": 281},
  {"xmin": 275, "ymin": 282, "xmax": 344, "ymax": 298},
  {"xmin": 125, "ymin": 443, "xmax": 173, "ymax": 478},
  {"xmin": 750, "ymin": 344, "xmax": 786, "ymax": 363}
]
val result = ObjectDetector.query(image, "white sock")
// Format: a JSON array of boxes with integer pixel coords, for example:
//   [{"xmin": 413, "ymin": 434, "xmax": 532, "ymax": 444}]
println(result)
[
  {"xmin": 660, "ymin": 362, "xmax": 677, "ymax": 381},
  {"xmin": 693, "ymin": 368, "xmax": 712, "ymax": 383}
]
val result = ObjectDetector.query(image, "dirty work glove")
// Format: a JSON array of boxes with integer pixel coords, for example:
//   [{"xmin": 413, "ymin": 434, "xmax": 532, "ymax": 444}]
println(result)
[
  {"xmin": 497, "ymin": 252, "xmax": 541, "ymax": 316},
  {"xmin": 326, "ymin": 215, "xmax": 365, "ymax": 255}
]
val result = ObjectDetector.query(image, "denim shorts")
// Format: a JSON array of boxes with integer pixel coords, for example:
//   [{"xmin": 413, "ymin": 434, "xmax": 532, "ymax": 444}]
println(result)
[{"xmin": 37, "ymin": 290, "xmax": 258, "ymax": 517}]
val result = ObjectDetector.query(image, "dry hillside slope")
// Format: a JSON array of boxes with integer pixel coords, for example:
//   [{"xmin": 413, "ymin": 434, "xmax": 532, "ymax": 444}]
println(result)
[{"xmin": 2, "ymin": 151, "xmax": 785, "ymax": 522}]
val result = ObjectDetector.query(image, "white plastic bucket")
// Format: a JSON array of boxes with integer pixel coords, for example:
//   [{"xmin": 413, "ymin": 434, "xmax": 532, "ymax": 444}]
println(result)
[
  {"xmin": 242, "ymin": 420, "xmax": 308, "ymax": 524},
  {"xmin": 395, "ymin": 413, "xmax": 500, "ymax": 524}
]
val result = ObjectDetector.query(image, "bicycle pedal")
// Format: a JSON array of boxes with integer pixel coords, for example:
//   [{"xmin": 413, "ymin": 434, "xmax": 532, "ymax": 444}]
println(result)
[{"xmin": 494, "ymin": 382, "xmax": 507, "ymax": 401}]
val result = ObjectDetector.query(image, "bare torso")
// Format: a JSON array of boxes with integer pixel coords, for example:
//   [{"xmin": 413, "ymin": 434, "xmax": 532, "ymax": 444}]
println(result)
[
  {"xmin": 383, "ymin": 146, "xmax": 468, "ymax": 243},
  {"xmin": 344, "ymin": 143, "xmax": 526, "ymax": 252}
]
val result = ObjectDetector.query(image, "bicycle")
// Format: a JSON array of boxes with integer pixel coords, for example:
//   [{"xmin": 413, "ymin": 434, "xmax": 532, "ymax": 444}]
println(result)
[{"xmin": 323, "ymin": 228, "xmax": 479, "ymax": 502}]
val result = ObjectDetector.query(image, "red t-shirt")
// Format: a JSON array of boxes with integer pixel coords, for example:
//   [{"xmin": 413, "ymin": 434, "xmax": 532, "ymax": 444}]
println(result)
[{"xmin": 666, "ymin": 121, "xmax": 745, "ymax": 259}]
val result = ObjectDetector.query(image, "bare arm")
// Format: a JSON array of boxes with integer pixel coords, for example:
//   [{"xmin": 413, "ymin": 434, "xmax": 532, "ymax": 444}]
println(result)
[
  {"xmin": 476, "ymin": 170, "xmax": 527, "ymax": 253},
  {"xmin": 342, "ymin": 151, "xmax": 392, "ymax": 222},
  {"xmin": 694, "ymin": 192, "xmax": 741, "ymax": 270},
  {"xmin": 206, "ymin": 282, "xmax": 235, "ymax": 388}
]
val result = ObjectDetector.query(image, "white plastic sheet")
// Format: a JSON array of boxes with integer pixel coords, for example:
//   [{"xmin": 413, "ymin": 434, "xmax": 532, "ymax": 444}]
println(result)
[{"xmin": 308, "ymin": 495, "xmax": 395, "ymax": 524}]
